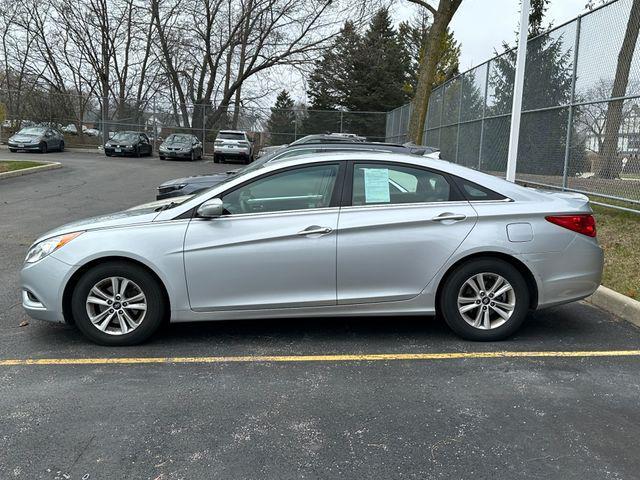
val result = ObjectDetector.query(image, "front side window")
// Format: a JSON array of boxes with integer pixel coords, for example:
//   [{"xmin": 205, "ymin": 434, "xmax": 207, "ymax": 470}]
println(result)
[
  {"xmin": 352, "ymin": 163, "xmax": 452, "ymax": 206},
  {"xmin": 222, "ymin": 164, "xmax": 340, "ymax": 215}
]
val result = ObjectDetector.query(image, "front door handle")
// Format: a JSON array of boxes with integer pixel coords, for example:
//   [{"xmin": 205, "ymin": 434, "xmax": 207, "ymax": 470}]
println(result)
[
  {"xmin": 432, "ymin": 213, "xmax": 467, "ymax": 222},
  {"xmin": 297, "ymin": 225, "xmax": 333, "ymax": 236}
]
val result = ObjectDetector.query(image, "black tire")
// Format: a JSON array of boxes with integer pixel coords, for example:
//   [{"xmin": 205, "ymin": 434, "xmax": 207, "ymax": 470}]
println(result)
[
  {"xmin": 71, "ymin": 261, "xmax": 166, "ymax": 346},
  {"xmin": 190, "ymin": 150, "xmax": 195, "ymax": 161},
  {"xmin": 135, "ymin": 146, "xmax": 141, "ymax": 158},
  {"xmin": 439, "ymin": 258, "xmax": 530, "ymax": 341},
  {"xmin": 59, "ymin": 141, "xmax": 65, "ymax": 152},
  {"xmin": 105, "ymin": 152, "xmax": 112, "ymax": 157},
  {"xmin": 9, "ymin": 148, "xmax": 16, "ymax": 153},
  {"xmin": 40, "ymin": 142, "xmax": 48, "ymax": 154},
  {"xmin": 159, "ymin": 155, "xmax": 165, "ymax": 160}
]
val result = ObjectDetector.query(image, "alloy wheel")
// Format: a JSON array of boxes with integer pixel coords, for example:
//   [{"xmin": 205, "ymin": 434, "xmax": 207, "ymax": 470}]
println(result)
[
  {"xmin": 85, "ymin": 276, "xmax": 147, "ymax": 335},
  {"xmin": 456, "ymin": 272, "xmax": 516, "ymax": 330}
]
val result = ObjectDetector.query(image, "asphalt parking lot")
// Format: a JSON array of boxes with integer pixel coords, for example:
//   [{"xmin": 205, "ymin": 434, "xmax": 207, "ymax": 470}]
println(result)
[{"xmin": 1, "ymin": 150, "xmax": 640, "ymax": 479}]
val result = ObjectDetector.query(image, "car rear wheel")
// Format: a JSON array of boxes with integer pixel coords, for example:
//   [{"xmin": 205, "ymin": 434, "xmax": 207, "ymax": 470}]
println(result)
[
  {"xmin": 40, "ymin": 142, "xmax": 48, "ymax": 154},
  {"xmin": 439, "ymin": 258, "xmax": 530, "ymax": 341},
  {"xmin": 59, "ymin": 141, "xmax": 65, "ymax": 152},
  {"xmin": 71, "ymin": 261, "xmax": 166, "ymax": 346}
]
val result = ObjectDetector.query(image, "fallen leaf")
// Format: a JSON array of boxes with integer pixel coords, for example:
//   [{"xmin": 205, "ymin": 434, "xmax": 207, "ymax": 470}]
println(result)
[{"xmin": 19, "ymin": 320, "xmax": 29, "ymax": 327}]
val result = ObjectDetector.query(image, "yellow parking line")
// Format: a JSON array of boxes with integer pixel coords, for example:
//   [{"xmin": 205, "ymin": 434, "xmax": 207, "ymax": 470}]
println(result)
[{"xmin": 1, "ymin": 350, "xmax": 640, "ymax": 366}]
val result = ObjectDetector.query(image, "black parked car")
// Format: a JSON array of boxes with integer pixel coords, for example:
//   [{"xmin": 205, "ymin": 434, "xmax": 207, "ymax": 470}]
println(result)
[
  {"xmin": 8, "ymin": 127, "xmax": 65, "ymax": 153},
  {"xmin": 156, "ymin": 141, "xmax": 431, "ymax": 200},
  {"xmin": 104, "ymin": 131, "xmax": 153, "ymax": 157},
  {"xmin": 159, "ymin": 134, "xmax": 202, "ymax": 161}
]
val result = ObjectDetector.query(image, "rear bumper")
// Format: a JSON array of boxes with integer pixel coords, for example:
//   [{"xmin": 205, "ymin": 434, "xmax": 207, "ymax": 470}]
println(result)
[
  {"xmin": 214, "ymin": 147, "xmax": 250, "ymax": 157},
  {"xmin": 524, "ymin": 234, "xmax": 604, "ymax": 309}
]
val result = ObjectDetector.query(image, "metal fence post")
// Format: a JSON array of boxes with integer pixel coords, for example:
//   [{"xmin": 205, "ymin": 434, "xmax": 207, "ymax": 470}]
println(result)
[
  {"xmin": 455, "ymin": 76, "xmax": 464, "ymax": 163},
  {"xmin": 339, "ymin": 111, "xmax": 343, "ymax": 133},
  {"xmin": 202, "ymin": 104, "xmax": 206, "ymax": 157},
  {"xmin": 152, "ymin": 97, "xmax": 157, "ymax": 153},
  {"xmin": 506, "ymin": 0, "xmax": 530, "ymax": 182},
  {"xmin": 437, "ymin": 86, "xmax": 445, "ymax": 147},
  {"xmin": 562, "ymin": 16, "xmax": 582, "ymax": 190},
  {"xmin": 478, "ymin": 61, "xmax": 491, "ymax": 170}
]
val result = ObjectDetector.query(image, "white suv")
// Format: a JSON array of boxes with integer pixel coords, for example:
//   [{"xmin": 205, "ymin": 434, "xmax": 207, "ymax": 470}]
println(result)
[{"xmin": 213, "ymin": 130, "xmax": 253, "ymax": 164}]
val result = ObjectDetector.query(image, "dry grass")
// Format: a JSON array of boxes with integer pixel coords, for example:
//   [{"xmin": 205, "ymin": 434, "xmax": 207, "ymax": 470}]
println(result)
[
  {"xmin": 0, "ymin": 160, "xmax": 45, "ymax": 173},
  {"xmin": 593, "ymin": 205, "xmax": 640, "ymax": 300}
]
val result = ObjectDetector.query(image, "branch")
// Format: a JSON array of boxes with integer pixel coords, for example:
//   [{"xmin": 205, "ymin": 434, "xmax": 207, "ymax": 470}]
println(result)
[{"xmin": 406, "ymin": 0, "xmax": 437, "ymax": 16}]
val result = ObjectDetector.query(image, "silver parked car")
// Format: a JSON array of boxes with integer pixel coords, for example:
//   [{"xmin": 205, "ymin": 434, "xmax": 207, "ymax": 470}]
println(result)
[
  {"xmin": 21, "ymin": 152, "xmax": 603, "ymax": 345},
  {"xmin": 8, "ymin": 126, "xmax": 65, "ymax": 153}
]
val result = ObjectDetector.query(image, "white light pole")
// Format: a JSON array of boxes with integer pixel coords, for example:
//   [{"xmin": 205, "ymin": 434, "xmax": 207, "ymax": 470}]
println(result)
[{"xmin": 506, "ymin": 0, "xmax": 531, "ymax": 183}]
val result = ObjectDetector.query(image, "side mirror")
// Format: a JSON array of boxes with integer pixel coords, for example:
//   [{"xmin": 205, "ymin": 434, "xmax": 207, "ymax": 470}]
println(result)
[{"xmin": 197, "ymin": 198, "xmax": 224, "ymax": 218}]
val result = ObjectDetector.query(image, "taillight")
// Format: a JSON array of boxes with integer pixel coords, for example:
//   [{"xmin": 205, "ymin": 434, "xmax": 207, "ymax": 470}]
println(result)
[{"xmin": 545, "ymin": 214, "xmax": 596, "ymax": 237}]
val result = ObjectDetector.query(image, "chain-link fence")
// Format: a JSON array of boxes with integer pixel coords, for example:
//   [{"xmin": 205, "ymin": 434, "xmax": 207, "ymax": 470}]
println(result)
[
  {"xmin": 0, "ymin": 89, "xmax": 387, "ymax": 156},
  {"xmin": 387, "ymin": 0, "xmax": 640, "ymax": 213}
]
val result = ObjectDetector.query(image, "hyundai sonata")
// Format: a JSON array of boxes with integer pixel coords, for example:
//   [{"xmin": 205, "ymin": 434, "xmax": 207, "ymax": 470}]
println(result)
[{"xmin": 21, "ymin": 152, "xmax": 603, "ymax": 345}]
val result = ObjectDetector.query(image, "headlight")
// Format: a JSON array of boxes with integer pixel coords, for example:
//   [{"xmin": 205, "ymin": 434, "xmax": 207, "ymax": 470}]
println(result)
[{"xmin": 25, "ymin": 232, "xmax": 83, "ymax": 264}]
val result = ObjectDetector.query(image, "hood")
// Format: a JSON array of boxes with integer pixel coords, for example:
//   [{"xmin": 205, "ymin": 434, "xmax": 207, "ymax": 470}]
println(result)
[
  {"xmin": 33, "ymin": 208, "xmax": 160, "ymax": 244},
  {"xmin": 159, "ymin": 172, "xmax": 230, "ymax": 187},
  {"xmin": 127, "ymin": 195, "xmax": 192, "ymax": 211}
]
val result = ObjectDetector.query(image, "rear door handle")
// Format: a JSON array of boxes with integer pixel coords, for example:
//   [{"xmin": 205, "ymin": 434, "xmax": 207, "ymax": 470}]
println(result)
[
  {"xmin": 297, "ymin": 225, "xmax": 333, "ymax": 236},
  {"xmin": 432, "ymin": 213, "xmax": 467, "ymax": 222}
]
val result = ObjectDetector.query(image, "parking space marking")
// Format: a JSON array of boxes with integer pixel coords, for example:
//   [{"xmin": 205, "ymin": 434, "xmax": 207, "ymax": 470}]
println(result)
[{"xmin": 1, "ymin": 350, "xmax": 640, "ymax": 366}]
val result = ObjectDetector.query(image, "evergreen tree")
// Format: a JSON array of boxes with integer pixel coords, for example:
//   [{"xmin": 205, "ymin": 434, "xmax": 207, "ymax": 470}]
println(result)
[
  {"xmin": 399, "ymin": 13, "xmax": 461, "ymax": 96},
  {"xmin": 266, "ymin": 90, "xmax": 296, "ymax": 145},
  {"xmin": 484, "ymin": 0, "xmax": 578, "ymax": 174},
  {"xmin": 304, "ymin": 10, "xmax": 415, "ymax": 140}
]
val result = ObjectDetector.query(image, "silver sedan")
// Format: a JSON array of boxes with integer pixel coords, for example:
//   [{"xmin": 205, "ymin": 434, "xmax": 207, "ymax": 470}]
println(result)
[{"xmin": 21, "ymin": 152, "xmax": 604, "ymax": 345}]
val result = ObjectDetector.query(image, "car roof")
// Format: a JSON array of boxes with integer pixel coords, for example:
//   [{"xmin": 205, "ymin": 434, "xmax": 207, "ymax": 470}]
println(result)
[{"xmin": 218, "ymin": 130, "xmax": 246, "ymax": 134}]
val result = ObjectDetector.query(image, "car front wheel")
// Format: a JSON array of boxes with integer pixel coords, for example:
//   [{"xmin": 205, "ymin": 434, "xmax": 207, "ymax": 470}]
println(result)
[
  {"xmin": 71, "ymin": 261, "xmax": 166, "ymax": 345},
  {"xmin": 439, "ymin": 258, "xmax": 530, "ymax": 341}
]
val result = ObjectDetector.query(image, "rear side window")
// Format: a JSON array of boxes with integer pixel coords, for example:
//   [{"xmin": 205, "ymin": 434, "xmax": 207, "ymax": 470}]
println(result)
[
  {"xmin": 454, "ymin": 177, "xmax": 507, "ymax": 201},
  {"xmin": 352, "ymin": 163, "xmax": 453, "ymax": 206}
]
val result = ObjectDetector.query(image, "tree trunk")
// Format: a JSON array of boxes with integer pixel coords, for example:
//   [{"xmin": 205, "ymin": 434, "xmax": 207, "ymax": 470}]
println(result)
[
  {"xmin": 598, "ymin": 0, "xmax": 640, "ymax": 179},
  {"xmin": 408, "ymin": 0, "xmax": 462, "ymax": 144}
]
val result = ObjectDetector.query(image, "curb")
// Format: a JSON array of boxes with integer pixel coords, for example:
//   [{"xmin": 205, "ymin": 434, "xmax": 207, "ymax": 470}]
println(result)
[
  {"xmin": 0, "ymin": 161, "xmax": 63, "ymax": 180},
  {"xmin": 585, "ymin": 286, "xmax": 640, "ymax": 328}
]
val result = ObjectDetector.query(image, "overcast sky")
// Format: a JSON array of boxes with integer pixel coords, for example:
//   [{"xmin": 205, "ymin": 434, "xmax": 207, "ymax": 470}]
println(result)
[{"xmin": 391, "ymin": 0, "xmax": 589, "ymax": 71}]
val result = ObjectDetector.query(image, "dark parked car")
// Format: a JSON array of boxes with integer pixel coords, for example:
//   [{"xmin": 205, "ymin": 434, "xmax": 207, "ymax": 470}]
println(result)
[
  {"xmin": 8, "ymin": 127, "xmax": 64, "ymax": 153},
  {"xmin": 159, "ymin": 134, "xmax": 202, "ymax": 161},
  {"xmin": 104, "ymin": 131, "xmax": 152, "ymax": 157},
  {"xmin": 288, "ymin": 133, "xmax": 366, "ymax": 146},
  {"xmin": 156, "ymin": 141, "xmax": 430, "ymax": 200}
]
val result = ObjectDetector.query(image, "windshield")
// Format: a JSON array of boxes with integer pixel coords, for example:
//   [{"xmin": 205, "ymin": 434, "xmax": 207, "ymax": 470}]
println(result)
[
  {"xmin": 166, "ymin": 134, "xmax": 191, "ymax": 144},
  {"xmin": 110, "ymin": 132, "xmax": 138, "ymax": 142},
  {"xmin": 217, "ymin": 132, "xmax": 245, "ymax": 140},
  {"xmin": 18, "ymin": 127, "xmax": 46, "ymax": 135}
]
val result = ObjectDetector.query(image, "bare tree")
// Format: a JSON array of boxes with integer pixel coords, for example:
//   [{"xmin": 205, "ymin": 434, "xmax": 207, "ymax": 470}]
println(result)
[
  {"xmin": 406, "ymin": 0, "xmax": 463, "ymax": 144},
  {"xmin": 597, "ymin": 0, "xmax": 640, "ymax": 178}
]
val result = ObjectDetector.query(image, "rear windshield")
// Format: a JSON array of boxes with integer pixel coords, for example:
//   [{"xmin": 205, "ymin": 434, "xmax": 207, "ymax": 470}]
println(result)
[{"xmin": 218, "ymin": 132, "xmax": 245, "ymax": 140}]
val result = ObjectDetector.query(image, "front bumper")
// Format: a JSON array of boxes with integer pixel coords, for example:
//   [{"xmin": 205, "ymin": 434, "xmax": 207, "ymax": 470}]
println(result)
[
  {"xmin": 159, "ymin": 149, "xmax": 191, "ymax": 159},
  {"xmin": 8, "ymin": 141, "xmax": 42, "ymax": 150},
  {"xmin": 105, "ymin": 146, "xmax": 135, "ymax": 156},
  {"xmin": 20, "ymin": 255, "xmax": 74, "ymax": 323}
]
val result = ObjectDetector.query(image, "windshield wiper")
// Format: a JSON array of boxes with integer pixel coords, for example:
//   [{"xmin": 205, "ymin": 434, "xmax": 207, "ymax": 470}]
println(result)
[{"xmin": 155, "ymin": 201, "xmax": 178, "ymax": 212}]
